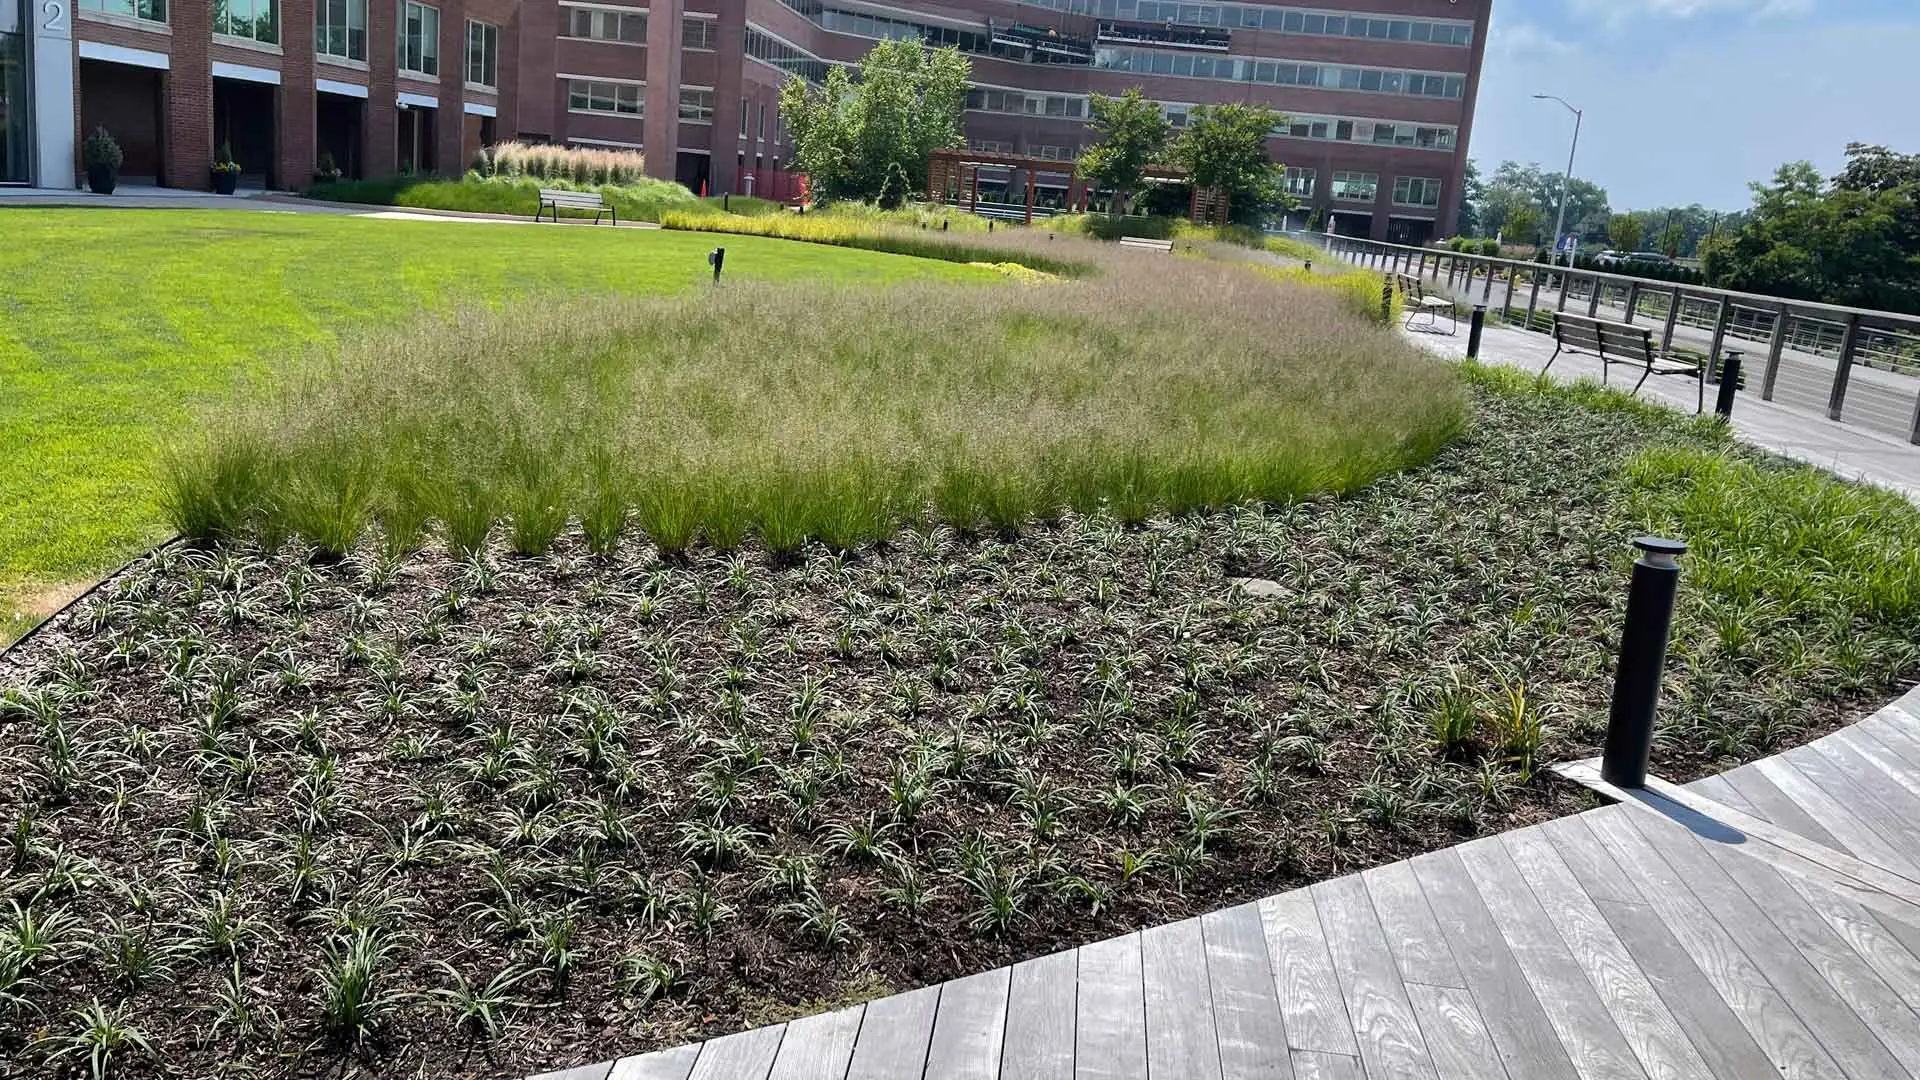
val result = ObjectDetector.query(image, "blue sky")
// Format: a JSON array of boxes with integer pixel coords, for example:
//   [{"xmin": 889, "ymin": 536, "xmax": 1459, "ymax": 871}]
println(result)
[{"xmin": 1469, "ymin": 0, "xmax": 1920, "ymax": 213}]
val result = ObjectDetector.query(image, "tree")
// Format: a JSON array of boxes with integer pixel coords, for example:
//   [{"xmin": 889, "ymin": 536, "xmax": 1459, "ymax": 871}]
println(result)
[
  {"xmin": 1454, "ymin": 159, "xmax": 1485, "ymax": 237},
  {"xmin": 1168, "ymin": 102, "xmax": 1287, "ymax": 226},
  {"xmin": 778, "ymin": 40, "xmax": 971, "ymax": 206},
  {"xmin": 1503, "ymin": 204, "xmax": 1543, "ymax": 249},
  {"xmin": 1607, "ymin": 212, "xmax": 1645, "ymax": 252},
  {"xmin": 1482, "ymin": 161, "xmax": 1611, "ymax": 242},
  {"xmin": 1702, "ymin": 149, "xmax": 1920, "ymax": 314},
  {"xmin": 1077, "ymin": 89, "xmax": 1170, "ymax": 217}
]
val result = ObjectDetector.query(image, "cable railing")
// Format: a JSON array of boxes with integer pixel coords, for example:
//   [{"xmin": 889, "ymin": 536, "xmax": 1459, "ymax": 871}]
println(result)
[{"xmin": 1315, "ymin": 233, "xmax": 1920, "ymax": 444}]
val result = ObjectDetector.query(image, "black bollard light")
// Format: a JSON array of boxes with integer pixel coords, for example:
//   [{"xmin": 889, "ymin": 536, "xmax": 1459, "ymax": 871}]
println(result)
[
  {"xmin": 1601, "ymin": 536, "xmax": 1688, "ymax": 788},
  {"xmin": 1467, "ymin": 304, "xmax": 1486, "ymax": 359},
  {"xmin": 708, "ymin": 247, "xmax": 726, "ymax": 283},
  {"xmin": 988, "ymin": 220, "xmax": 994, "ymax": 233},
  {"xmin": 723, "ymin": 193, "xmax": 730, "ymax": 212},
  {"xmin": 942, "ymin": 219, "xmax": 949, "ymax": 232},
  {"xmin": 1303, "ymin": 259, "xmax": 1312, "ymax": 274},
  {"xmin": 1715, "ymin": 350, "xmax": 1743, "ymax": 420}
]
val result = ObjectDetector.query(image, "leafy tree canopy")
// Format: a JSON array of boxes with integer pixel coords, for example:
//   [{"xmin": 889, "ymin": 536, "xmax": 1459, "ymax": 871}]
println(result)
[
  {"xmin": 1078, "ymin": 89, "xmax": 1171, "ymax": 215},
  {"xmin": 1474, "ymin": 160, "xmax": 1611, "ymax": 244},
  {"xmin": 778, "ymin": 40, "xmax": 971, "ymax": 206},
  {"xmin": 1168, "ymin": 102, "xmax": 1288, "ymax": 227}
]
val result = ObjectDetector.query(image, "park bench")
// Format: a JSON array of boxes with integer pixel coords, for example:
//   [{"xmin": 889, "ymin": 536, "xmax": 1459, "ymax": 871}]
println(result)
[
  {"xmin": 1394, "ymin": 273, "xmax": 1457, "ymax": 334},
  {"xmin": 1117, "ymin": 236, "xmax": 1175, "ymax": 253},
  {"xmin": 535, "ymin": 188, "xmax": 616, "ymax": 225},
  {"xmin": 1548, "ymin": 311, "xmax": 1704, "ymax": 411}
]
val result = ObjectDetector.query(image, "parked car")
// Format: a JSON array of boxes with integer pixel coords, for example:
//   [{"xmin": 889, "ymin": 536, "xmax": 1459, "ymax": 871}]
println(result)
[
  {"xmin": 1626, "ymin": 251, "xmax": 1675, "ymax": 266},
  {"xmin": 1593, "ymin": 249, "xmax": 1628, "ymax": 268}
]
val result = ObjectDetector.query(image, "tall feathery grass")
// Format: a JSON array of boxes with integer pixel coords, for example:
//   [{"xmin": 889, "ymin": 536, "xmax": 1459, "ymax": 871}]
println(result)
[
  {"xmin": 164, "ymin": 250, "xmax": 1465, "ymax": 558},
  {"xmin": 475, "ymin": 141, "xmax": 650, "ymax": 186},
  {"xmin": 659, "ymin": 209, "xmax": 1096, "ymax": 277}
]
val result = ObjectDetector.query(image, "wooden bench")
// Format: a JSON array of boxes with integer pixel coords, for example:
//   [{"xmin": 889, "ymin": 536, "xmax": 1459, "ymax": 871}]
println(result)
[
  {"xmin": 1117, "ymin": 236, "xmax": 1175, "ymax": 253},
  {"xmin": 535, "ymin": 188, "xmax": 616, "ymax": 225},
  {"xmin": 1394, "ymin": 273, "xmax": 1457, "ymax": 334},
  {"xmin": 1549, "ymin": 311, "xmax": 1704, "ymax": 411}
]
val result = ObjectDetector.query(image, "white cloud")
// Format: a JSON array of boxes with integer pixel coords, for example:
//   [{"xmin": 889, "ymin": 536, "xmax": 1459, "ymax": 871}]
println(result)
[
  {"xmin": 1565, "ymin": 0, "xmax": 1811, "ymax": 32},
  {"xmin": 1467, "ymin": 16, "xmax": 1920, "ymax": 210}
]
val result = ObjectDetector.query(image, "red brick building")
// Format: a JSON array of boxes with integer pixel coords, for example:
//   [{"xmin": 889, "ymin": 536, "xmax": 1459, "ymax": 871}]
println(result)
[{"xmin": 16, "ymin": 0, "xmax": 1489, "ymax": 240}]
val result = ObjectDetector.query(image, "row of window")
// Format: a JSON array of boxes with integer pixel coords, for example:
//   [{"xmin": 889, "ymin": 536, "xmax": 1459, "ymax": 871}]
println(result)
[
  {"xmin": 1275, "ymin": 115, "xmax": 1455, "ymax": 151},
  {"xmin": 1300, "ymin": 169, "xmax": 1441, "ymax": 208},
  {"xmin": 557, "ymin": 7, "xmax": 717, "ymax": 49},
  {"xmin": 744, "ymin": 25, "xmax": 831, "ymax": 84},
  {"xmin": 1095, "ymin": 45, "xmax": 1465, "ymax": 99},
  {"xmin": 819, "ymin": 7, "xmax": 1089, "ymax": 66},
  {"xmin": 806, "ymin": 0, "xmax": 1472, "ymax": 51},
  {"xmin": 78, "ymin": 0, "xmax": 494, "ymax": 86},
  {"xmin": 966, "ymin": 88, "xmax": 1088, "ymax": 119}
]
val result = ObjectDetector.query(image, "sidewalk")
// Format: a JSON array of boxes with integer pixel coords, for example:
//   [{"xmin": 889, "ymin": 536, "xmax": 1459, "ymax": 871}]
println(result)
[{"xmin": 1416, "ymin": 321, "xmax": 1920, "ymax": 503}]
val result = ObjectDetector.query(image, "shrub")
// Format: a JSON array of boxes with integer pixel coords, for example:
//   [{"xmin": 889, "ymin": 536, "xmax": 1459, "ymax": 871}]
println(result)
[
  {"xmin": 84, "ymin": 127, "xmax": 123, "ymax": 170},
  {"xmin": 1480, "ymin": 239, "xmax": 1501, "ymax": 256},
  {"xmin": 307, "ymin": 174, "xmax": 701, "ymax": 223},
  {"xmin": 658, "ymin": 210, "xmax": 1093, "ymax": 276}
]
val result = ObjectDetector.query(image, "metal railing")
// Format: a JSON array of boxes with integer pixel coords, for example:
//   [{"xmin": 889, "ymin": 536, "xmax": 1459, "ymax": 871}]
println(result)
[{"xmin": 1316, "ymin": 233, "xmax": 1920, "ymax": 444}]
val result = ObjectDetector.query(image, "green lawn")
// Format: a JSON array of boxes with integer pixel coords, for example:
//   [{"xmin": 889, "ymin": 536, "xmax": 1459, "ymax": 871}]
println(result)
[{"xmin": 0, "ymin": 208, "xmax": 994, "ymax": 638}]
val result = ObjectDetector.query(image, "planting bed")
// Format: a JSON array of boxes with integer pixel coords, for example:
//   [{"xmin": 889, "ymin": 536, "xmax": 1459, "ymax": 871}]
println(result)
[{"xmin": 4, "ymin": 378, "xmax": 1917, "ymax": 1079}]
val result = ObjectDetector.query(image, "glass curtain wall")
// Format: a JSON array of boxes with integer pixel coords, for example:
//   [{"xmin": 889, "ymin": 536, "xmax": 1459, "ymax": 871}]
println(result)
[{"xmin": 0, "ymin": 0, "xmax": 29, "ymax": 183}]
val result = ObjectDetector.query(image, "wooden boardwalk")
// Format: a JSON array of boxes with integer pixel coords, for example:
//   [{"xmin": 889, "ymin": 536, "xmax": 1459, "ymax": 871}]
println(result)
[{"xmin": 535, "ymin": 685, "xmax": 1920, "ymax": 1080}]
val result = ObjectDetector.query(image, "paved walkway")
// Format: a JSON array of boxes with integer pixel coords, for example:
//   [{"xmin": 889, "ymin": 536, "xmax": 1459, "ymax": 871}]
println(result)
[
  {"xmin": 1407, "ymin": 322, "xmax": 1920, "ymax": 503},
  {"xmin": 533, "ymin": 684, "xmax": 1920, "ymax": 1080}
]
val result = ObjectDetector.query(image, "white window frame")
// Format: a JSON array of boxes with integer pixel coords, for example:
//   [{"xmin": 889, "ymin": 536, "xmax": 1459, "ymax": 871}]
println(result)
[
  {"xmin": 465, "ymin": 18, "xmax": 498, "ymax": 89},
  {"xmin": 1331, "ymin": 170, "xmax": 1378, "ymax": 202},
  {"xmin": 565, "ymin": 76, "xmax": 646, "ymax": 118},
  {"xmin": 559, "ymin": 2, "xmax": 648, "ymax": 44},
  {"xmin": 398, "ymin": 0, "xmax": 440, "ymax": 78},
  {"xmin": 679, "ymin": 85, "xmax": 715, "ymax": 124},
  {"xmin": 79, "ymin": 0, "xmax": 168, "ymax": 26},
  {"xmin": 1392, "ymin": 175, "xmax": 1442, "ymax": 208},
  {"xmin": 215, "ymin": 0, "xmax": 280, "ymax": 45},
  {"xmin": 681, "ymin": 12, "xmax": 717, "ymax": 50},
  {"xmin": 316, "ymin": 0, "xmax": 368, "ymax": 62}
]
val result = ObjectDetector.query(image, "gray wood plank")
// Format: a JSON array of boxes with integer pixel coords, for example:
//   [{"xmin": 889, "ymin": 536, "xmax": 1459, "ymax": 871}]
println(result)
[
  {"xmin": 1779, "ymin": 862, "xmax": 1920, "ymax": 1008},
  {"xmin": 1201, "ymin": 902, "xmax": 1293, "ymax": 1080},
  {"xmin": 1681, "ymin": 825, "xmax": 1920, "ymax": 1075},
  {"xmin": 1855, "ymin": 716, "xmax": 1920, "ymax": 778},
  {"xmin": 1797, "ymin": 736, "xmax": 1920, "ymax": 858},
  {"xmin": 1002, "ymin": 949, "xmax": 1076, "ymax": 1080},
  {"xmin": 1311, "ymin": 875, "xmax": 1437, "ymax": 1080},
  {"xmin": 926, "ymin": 967, "xmax": 1010, "ymax": 1080},
  {"xmin": 1363, "ymin": 861, "xmax": 1464, "ymax": 988},
  {"xmin": 1830, "ymin": 725, "xmax": 1920, "ymax": 803},
  {"xmin": 769, "ymin": 1006, "xmax": 864, "ymax": 1080},
  {"xmin": 609, "ymin": 1044, "xmax": 703, "ymax": 1080},
  {"xmin": 1686, "ymin": 774, "xmax": 1751, "ymax": 813},
  {"xmin": 846, "ymin": 984, "xmax": 940, "ymax": 1080},
  {"xmin": 1456, "ymin": 836, "xmax": 1648, "ymax": 1080},
  {"xmin": 1582, "ymin": 810, "xmax": 1843, "ymax": 1080},
  {"xmin": 1624, "ymin": 807, "xmax": 1911, "ymax": 1080},
  {"xmin": 1542, "ymin": 811, "xmax": 1643, "ymax": 907},
  {"xmin": 1076, "ymin": 932, "xmax": 1147, "ymax": 1080},
  {"xmin": 1143, "ymin": 917, "xmax": 1225, "ymax": 1080},
  {"xmin": 532, "ymin": 1064, "xmax": 615, "ymax": 1080},
  {"xmin": 688, "ymin": 1025, "xmax": 787, "ymax": 1080},
  {"xmin": 1289, "ymin": 1051, "xmax": 1364, "ymax": 1080},
  {"xmin": 1259, "ymin": 889, "xmax": 1358, "ymax": 1057},
  {"xmin": 1408, "ymin": 848, "xmax": 1580, "ymax": 1080},
  {"xmin": 1755, "ymin": 755, "xmax": 1920, "ymax": 880},
  {"xmin": 1501, "ymin": 828, "xmax": 1710, "ymax": 1080},
  {"xmin": 1816, "ymin": 731, "xmax": 1920, "ymax": 819},
  {"xmin": 1404, "ymin": 983, "xmax": 1511, "ymax": 1080},
  {"xmin": 1717, "ymin": 765, "xmax": 1842, "ymax": 848}
]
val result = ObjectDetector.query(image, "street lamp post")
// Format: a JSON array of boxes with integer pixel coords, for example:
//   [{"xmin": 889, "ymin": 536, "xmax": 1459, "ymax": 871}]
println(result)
[{"xmin": 1533, "ymin": 94, "xmax": 1582, "ymax": 268}]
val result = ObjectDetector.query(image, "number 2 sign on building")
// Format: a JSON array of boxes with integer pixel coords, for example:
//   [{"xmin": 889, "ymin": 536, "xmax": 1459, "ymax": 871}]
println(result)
[{"xmin": 31, "ymin": 0, "xmax": 76, "ymax": 188}]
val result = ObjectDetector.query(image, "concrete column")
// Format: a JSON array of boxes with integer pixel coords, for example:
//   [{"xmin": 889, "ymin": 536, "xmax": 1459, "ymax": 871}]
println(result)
[
  {"xmin": 707, "ymin": 0, "xmax": 743, "ymax": 194},
  {"xmin": 30, "ymin": 0, "xmax": 76, "ymax": 187},
  {"xmin": 164, "ymin": 0, "xmax": 214, "ymax": 187},
  {"xmin": 366, "ymin": 0, "xmax": 399, "ymax": 175},
  {"xmin": 642, "ymin": 0, "xmax": 682, "ymax": 182},
  {"xmin": 435, "ymin": 0, "xmax": 466, "ymax": 173},
  {"xmin": 277, "ymin": 0, "xmax": 317, "ymax": 189}
]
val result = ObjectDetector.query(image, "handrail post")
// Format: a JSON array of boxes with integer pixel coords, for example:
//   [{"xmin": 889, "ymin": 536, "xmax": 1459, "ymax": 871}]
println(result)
[
  {"xmin": 1623, "ymin": 280, "xmax": 1640, "ymax": 325},
  {"xmin": 1827, "ymin": 313, "xmax": 1861, "ymax": 421},
  {"xmin": 1525, "ymin": 265, "xmax": 1543, "ymax": 332},
  {"xmin": 1704, "ymin": 296, "xmax": 1731, "ymax": 385},
  {"xmin": 1601, "ymin": 537, "xmax": 1688, "ymax": 789},
  {"xmin": 1481, "ymin": 259, "xmax": 1495, "ymax": 304},
  {"xmin": 1587, "ymin": 272, "xmax": 1603, "ymax": 318},
  {"xmin": 1502, "ymin": 261, "xmax": 1518, "ymax": 322},
  {"xmin": 1661, "ymin": 287, "xmax": 1682, "ymax": 353},
  {"xmin": 1760, "ymin": 305, "xmax": 1789, "ymax": 401}
]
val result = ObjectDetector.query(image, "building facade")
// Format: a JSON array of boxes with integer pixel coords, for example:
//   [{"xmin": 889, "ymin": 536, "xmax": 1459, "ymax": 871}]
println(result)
[{"xmin": 3, "ymin": 0, "xmax": 1490, "ymax": 240}]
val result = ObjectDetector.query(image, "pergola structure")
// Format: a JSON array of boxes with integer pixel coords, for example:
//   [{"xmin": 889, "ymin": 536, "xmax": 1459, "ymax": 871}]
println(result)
[{"xmin": 927, "ymin": 148, "xmax": 1222, "ymax": 226}]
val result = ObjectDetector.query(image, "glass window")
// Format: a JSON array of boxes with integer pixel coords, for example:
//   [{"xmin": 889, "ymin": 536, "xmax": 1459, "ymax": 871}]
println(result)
[
  {"xmin": 315, "ymin": 0, "xmax": 365, "ymax": 59},
  {"xmin": 1393, "ymin": 176, "xmax": 1440, "ymax": 207},
  {"xmin": 1332, "ymin": 171, "xmax": 1377, "ymax": 202},
  {"xmin": 399, "ymin": 0, "xmax": 439, "ymax": 76},
  {"xmin": 466, "ymin": 19, "xmax": 496, "ymax": 87},
  {"xmin": 215, "ymin": 0, "xmax": 278, "ymax": 43},
  {"xmin": 1283, "ymin": 166, "xmax": 1314, "ymax": 198},
  {"xmin": 562, "ymin": 5, "xmax": 645, "ymax": 43},
  {"xmin": 80, "ymin": 0, "xmax": 168, "ymax": 23},
  {"xmin": 569, "ymin": 79, "xmax": 643, "ymax": 116},
  {"xmin": 679, "ymin": 87, "xmax": 715, "ymax": 122},
  {"xmin": 682, "ymin": 15, "xmax": 717, "ymax": 50}
]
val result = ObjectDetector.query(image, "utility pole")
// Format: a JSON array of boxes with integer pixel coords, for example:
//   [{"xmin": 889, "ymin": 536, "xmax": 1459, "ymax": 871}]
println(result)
[{"xmin": 1534, "ymin": 94, "xmax": 1582, "ymax": 267}]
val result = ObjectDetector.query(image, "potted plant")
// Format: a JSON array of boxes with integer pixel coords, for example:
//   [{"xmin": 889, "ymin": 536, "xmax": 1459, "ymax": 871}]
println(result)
[
  {"xmin": 211, "ymin": 141, "xmax": 241, "ymax": 195},
  {"xmin": 313, "ymin": 152, "xmax": 342, "ymax": 185},
  {"xmin": 84, "ymin": 126, "xmax": 122, "ymax": 195}
]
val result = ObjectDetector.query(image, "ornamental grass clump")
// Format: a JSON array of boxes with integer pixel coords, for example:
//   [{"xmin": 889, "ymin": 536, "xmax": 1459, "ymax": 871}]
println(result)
[{"xmin": 164, "ymin": 247, "xmax": 1465, "ymax": 558}]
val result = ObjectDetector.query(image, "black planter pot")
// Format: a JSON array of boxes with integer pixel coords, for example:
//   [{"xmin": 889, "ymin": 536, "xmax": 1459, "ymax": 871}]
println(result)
[
  {"xmin": 211, "ymin": 169, "xmax": 239, "ymax": 195},
  {"xmin": 86, "ymin": 164, "xmax": 118, "ymax": 195}
]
